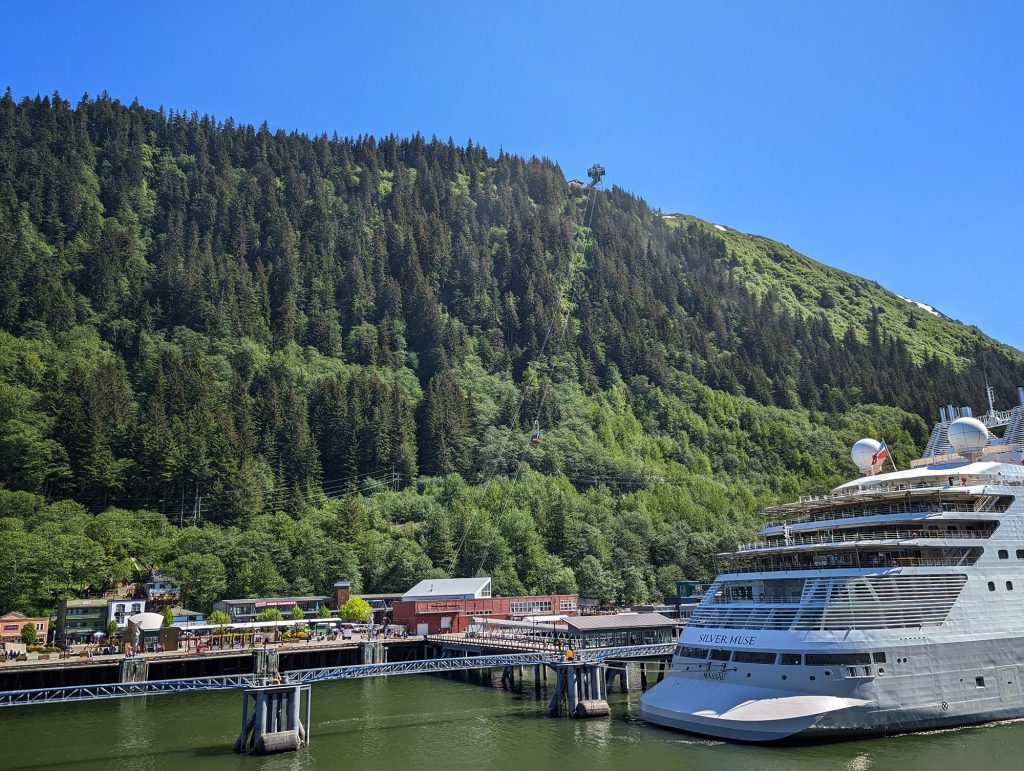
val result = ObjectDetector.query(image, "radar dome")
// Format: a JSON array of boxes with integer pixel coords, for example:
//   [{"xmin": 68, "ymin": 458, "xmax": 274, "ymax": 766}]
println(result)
[
  {"xmin": 851, "ymin": 438, "xmax": 882, "ymax": 471},
  {"xmin": 948, "ymin": 417, "xmax": 989, "ymax": 455}
]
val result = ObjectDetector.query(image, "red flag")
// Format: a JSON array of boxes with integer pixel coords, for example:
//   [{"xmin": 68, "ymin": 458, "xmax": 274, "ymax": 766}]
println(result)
[{"xmin": 871, "ymin": 440, "xmax": 889, "ymax": 466}]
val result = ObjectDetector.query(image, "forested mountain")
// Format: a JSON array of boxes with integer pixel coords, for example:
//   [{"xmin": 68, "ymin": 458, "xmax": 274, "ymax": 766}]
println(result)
[{"xmin": 2, "ymin": 91, "xmax": 1022, "ymax": 616}]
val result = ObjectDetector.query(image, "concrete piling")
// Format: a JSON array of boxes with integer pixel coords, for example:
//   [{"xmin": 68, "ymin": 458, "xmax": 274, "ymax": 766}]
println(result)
[{"xmin": 234, "ymin": 682, "xmax": 311, "ymax": 755}]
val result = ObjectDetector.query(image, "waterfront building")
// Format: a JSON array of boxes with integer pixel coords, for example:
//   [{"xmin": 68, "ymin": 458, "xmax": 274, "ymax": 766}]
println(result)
[
  {"xmin": 471, "ymin": 612, "xmax": 678, "ymax": 649},
  {"xmin": 125, "ymin": 612, "xmax": 168, "ymax": 652},
  {"xmin": 212, "ymin": 596, "xmax": 331, "ymax": 622},
  {"xmin": 56, "ymin": 599, "xmax": 109, "ymax": 642},
  {"xmin": 0, "ymin": 612, "xmax": 48, "ymax": 643},
  {"xmin": 358, "ymin": 592, "xmax": 404, "ymax": 624},
  {"xmin": 565, "ymin": 613, "xmax": 678, "ymax": 646},
  {"xmin": 107, "ymin": 599, "xmax": 146, "ymax": 628},
  {"xmin": 392, "ymin": 577, "xmax": 579, "ymax": 635},
  {"xmin": 170, "ymin": 607, "xmax": 206, "ymax": 626}
]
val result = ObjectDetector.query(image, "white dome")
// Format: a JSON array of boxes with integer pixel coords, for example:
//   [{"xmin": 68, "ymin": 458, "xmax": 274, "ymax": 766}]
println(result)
[
  {"xmin": 948, "ymin": 417, "xmax": 988, "ymax": 454},
  {"xmin": 852, "ymin": 438, "xmax": 882, "ymax": 470},
  {"xmin": 127, "ymin": 612, "xmax": 165, "ymax": 631}
]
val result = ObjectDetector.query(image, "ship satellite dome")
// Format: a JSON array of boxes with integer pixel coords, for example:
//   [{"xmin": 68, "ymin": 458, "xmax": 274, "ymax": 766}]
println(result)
[
  {"xmin": 948, "ymin": 416, "xmax": 988, "ymax": 454},
  {"xmin": 851, "ymin": 438, "xmax": 882, "ymax": 471}
]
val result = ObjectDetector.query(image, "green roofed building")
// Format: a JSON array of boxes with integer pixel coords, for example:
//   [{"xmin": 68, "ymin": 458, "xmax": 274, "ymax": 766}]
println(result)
[{"xmin": 56, "ymin": 599, "xmax": 109, "ymax": 642}]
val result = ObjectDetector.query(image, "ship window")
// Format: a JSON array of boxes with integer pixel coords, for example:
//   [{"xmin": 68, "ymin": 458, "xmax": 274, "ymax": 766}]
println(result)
[
  {"xmin": 1017, "ymin": 549, "xmax": 1024, "ymax": 559},
  {"xmin": 998, "ymin": 550, "xmax": 1009, "ymax": 559},
  {"xmin": 976, "ymin": 676, "xmax": 986, "ymax": 687},
  {"xmin": 780, "ymin": 653, "xmax": 802, "ymax": 665},
  {"xmin": 1007, "ymin": 581, "xmax": 1014, "ymax": 591},
  {"xmin": 872, "ymin": 652, "xmax": 887, "ymax": 663},
  {"xmin": 988, "ymin": 581, "xmax": 996, "ymax": 591},
  {"xmin": 734, "ymin": 651, "xmax": 776, "ymax": 665},
  {"xmin": 678, "ymin": 646, "xmax": 710, "ymax": 660},
  {"xmin": 709, "ymin": 649, "xmax": 732, "ymax": 662},
  {"xmin": 805, "ymin": 653, "xmax": 871, "ymax": 666}
]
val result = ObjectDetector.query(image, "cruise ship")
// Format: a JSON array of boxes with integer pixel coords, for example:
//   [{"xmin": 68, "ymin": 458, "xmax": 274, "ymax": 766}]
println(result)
[{"xmin": 641, "ymin": 388, "xmax": 1024, "ymax": 742}]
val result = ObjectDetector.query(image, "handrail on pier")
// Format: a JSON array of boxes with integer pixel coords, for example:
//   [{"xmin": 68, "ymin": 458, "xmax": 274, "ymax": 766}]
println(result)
[{"xmin": 0, "ymin": 645, "xmax": 676, "ymax": 708}]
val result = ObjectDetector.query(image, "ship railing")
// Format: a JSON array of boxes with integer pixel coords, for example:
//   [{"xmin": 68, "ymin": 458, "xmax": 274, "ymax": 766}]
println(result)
[
  {"xmin": 721, "ymin": 556, "xmax": 978, "ymax": 572},
  {"xmin": 735, "ymin": 528, "xmax": 994, "ymax": 552},
  {"xmin": 787, "ymin": 477, "xmax": 1024, "ymax": 508},
  {"xmin": 709, "ymin": 594, "xmax": 803, "ymax": 605},
  {"xmin": 762, "ymin": 501, "xmax": 1006, "ymax": 528}
]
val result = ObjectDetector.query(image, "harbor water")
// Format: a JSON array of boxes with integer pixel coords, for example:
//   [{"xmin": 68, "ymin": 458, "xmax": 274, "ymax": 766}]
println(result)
[{"xmin": 1, "ymin": 672, "xmax": 1021, "ymax": 770}]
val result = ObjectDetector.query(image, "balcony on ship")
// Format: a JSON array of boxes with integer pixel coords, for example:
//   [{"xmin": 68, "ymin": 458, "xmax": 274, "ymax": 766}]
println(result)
[
  {"xmin": 716, "ymin": 544, "xmax": 983, "ymax": 574},
  {"xmin": 739, "ymin": 521, "xmax": 999, "ymax": 553},
  {"xmin": 761, "ymin": 493, "xmax": 1012, "ymax": 532}
]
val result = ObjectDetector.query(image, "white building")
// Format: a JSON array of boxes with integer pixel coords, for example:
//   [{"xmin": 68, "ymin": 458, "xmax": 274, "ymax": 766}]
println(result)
[
  {"xmin": 401, "ymin": 577, "xmax": 492, "ymax": 602},
  {"xmin": 107, "ymin": 599, "xmax": 146, "ymax": 628}
]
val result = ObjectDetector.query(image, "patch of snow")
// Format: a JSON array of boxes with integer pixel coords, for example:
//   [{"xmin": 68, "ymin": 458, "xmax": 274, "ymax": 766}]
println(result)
[
  {"xmin": 896, "ymin": 294, "xmax": 949, "ymax": 320},
  {"xmin": 713, "ymin": 224, "xmax": 727, "ymax": 232}
]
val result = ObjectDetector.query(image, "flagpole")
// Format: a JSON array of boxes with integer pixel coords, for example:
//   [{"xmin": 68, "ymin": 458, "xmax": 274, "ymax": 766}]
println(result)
[{"xmin": 884, "ymin": 439, "xmax": 898, "ymax": 471}]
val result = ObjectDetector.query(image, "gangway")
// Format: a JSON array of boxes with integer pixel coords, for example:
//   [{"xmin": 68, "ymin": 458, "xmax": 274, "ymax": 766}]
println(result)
[{"xmin": 0, "ymin": 644, "xmax": 674, "ymax": 708}]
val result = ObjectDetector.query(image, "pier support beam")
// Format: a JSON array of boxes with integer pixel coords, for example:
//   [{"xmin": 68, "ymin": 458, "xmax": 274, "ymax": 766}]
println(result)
[
  {"xmin": 545, "ymin": 662, "xmax": 610, "ymax": 718},
  {"xmin": 234, "ymin": 683, "xmax": 311, "ymax": 754},
  {"xmin": 359, "ymin": 641, "xmax": 385, "ymax": 665},
  {"xmin": 119, "ymin": 657, "xmax": 149, "ymax": 683},
  {"xmin": 252, "ymin": 648, "xmax": 280, "ymax": 679}
]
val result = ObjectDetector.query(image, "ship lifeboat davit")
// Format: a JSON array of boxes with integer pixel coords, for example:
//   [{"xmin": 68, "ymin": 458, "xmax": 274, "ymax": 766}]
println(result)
[{"xmin": 640, "ymin": 676, "xmax": 870, "ymax": 742}]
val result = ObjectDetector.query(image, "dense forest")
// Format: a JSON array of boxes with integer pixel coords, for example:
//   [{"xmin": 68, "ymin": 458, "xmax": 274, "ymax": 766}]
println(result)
[{"xmin": 2, "ymin": 91, "xmax": 1022, "ymax": 616}]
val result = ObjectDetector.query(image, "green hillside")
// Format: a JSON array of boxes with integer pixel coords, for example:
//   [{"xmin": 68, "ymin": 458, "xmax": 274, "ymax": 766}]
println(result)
[
  {"xmin": 667, "ymin": 214, "xmax": 1022, "ymax": 367},
  {"xmin": 2, "ymin": 91, "xmax": 1022, "ymax": 618}
]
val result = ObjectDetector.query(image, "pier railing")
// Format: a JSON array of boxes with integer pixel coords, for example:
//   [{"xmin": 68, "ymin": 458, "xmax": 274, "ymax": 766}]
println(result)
[{"xmin": 0, "ymin": 645, "xmax": 676, "ymax": 708}]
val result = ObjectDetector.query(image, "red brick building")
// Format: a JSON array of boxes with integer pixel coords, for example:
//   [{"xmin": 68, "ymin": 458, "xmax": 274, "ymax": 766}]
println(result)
[{"xmin": 391, "ymin": 577, "xmax": 578, "ymax": 635}]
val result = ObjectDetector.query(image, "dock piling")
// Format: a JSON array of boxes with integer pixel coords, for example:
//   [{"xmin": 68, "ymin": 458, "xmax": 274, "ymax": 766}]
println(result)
[
  {"xmin": 546, "ymin": 662, "xmax": 610, "ymax": 718},
  {"xmin": 234, "ymin": 682, "xmax": 311, "ymax": 755}
]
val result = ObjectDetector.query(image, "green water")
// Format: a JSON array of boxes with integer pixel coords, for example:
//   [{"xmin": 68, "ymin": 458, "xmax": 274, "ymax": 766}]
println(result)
[{"xmin": 1, "ymin": 675, "xmax": 1022, "ymax": 770}]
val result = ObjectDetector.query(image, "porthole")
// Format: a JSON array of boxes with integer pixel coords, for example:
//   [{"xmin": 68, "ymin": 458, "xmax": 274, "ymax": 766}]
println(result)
[
  {"xmin": 988, "ymin": 582, "xmax": 996, "ymax": 591},
  {"xmin": 781, "ymin": 674, "xmax": 788, "ymax": 680},
  {"xmin": 878, "ymin": 667, "xmax": 885, "ymax": 674},
  {"xmin": 998, "ymin": 549, "xmax": 1009, "ymax": 559},
  {"xmin": 824, "ymin": 669, "xmax": 833, "ymax": 676},
  {"xmin": 746, "ymin": 673, "xmax": 751, "ymax": 678},
  {"xmin": 809, "ymin": 675, "xmax": 816, "ymax": 681},
  {"xmin": 976, "ymin": 676, "xmax": 986, "ymax": 688}
]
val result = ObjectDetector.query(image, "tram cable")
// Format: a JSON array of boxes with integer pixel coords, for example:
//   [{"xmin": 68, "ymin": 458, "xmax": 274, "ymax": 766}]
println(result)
[{"xmin": 447, "ymin": 166, "xmax": 605, "ymax": 576}]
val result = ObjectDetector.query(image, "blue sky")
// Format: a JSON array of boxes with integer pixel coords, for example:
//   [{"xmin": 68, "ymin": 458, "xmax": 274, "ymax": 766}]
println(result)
[{"xmin": 4, "ymin": 1, "xmax": 1022, "ymax": 353}]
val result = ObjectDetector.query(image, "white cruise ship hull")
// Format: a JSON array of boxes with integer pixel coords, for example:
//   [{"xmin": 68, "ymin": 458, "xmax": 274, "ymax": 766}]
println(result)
[
  {"xmin": 641, "ymin": 633, "xmax": 1024, "ymax": 742},
  {"xmin": 641, "ymin": 677, "xmax": 869, "ymax": 742}
]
